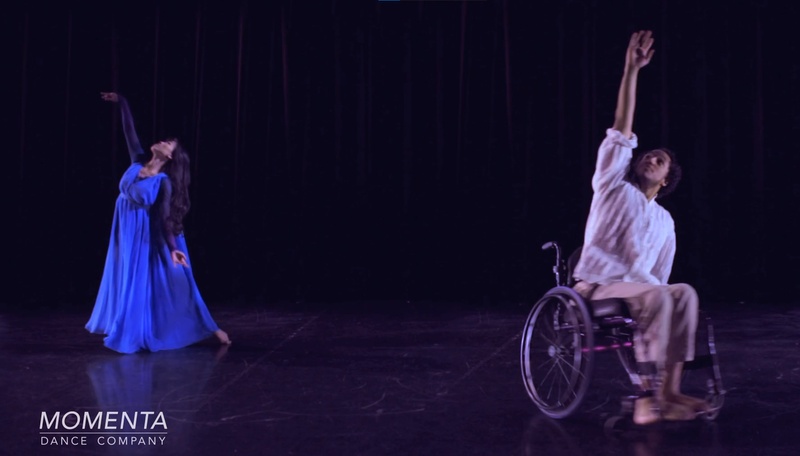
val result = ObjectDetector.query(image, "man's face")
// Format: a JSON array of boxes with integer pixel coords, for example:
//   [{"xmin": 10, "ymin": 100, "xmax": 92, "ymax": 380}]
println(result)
[{"xmin": 635, "ymin": 149, "xmax": 670, "ymax": 188}]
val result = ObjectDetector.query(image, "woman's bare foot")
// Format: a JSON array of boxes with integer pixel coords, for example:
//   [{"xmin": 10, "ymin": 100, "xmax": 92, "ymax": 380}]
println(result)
[
  {"xmin": 633, "ymin": 397, "xmax": 661, "ymax": 425},
  {"xmin": 214, "ymin": 344, "xmax": 230, "ymax": 361},
  {"xmin": 214, "ymin": 329, "xmax": 232, "ymax": 345}
]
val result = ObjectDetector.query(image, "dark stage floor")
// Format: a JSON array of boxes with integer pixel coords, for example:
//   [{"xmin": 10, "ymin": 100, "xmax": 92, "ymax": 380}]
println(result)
[{"xmin": 1, "ymin": 301, "xmax": 798, "ymax": 456}]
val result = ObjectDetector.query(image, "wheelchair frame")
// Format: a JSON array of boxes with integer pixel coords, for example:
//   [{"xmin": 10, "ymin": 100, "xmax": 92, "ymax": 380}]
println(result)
[{"xmin": 520, "ymin": 241, "xmax": 725, "ymax": 420}]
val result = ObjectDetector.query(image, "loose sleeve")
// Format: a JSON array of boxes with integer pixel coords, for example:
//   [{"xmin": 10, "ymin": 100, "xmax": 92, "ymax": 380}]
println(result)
[
  {"xmin": 117, "ymin": 95, "xmax": 145, "ymax": 163},
  {"xmin": 592, "ymin": 128, "xmax": 639, "ymax": 193},
  {"xmin": 651, "ymin": 230, "xmax": 676, "ymax": 286}
]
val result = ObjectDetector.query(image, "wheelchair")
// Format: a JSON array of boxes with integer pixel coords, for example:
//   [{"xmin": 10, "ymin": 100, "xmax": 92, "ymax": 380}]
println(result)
[{"xmin": 520, "ymin": 241, "xmax": 725, "ymax": 421}]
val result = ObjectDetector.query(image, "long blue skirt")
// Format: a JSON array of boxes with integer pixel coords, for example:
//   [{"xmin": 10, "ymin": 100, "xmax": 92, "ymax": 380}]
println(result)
[{"xmin": 86, "ymin": 164, "xmax": 219, "ymax": 354}]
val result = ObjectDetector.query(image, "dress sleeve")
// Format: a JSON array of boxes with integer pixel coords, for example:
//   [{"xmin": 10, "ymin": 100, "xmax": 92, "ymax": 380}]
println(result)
[
  {"xmin": 159, "ymin": 178, "xmax": 178, "ymax": 252},
  {"xmin": 117, "ymin": 95, "xmax": 145, "ymax": 163}
]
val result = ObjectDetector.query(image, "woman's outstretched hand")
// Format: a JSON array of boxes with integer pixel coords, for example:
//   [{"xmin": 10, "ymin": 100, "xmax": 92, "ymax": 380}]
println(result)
[
  {"xmin": 171, "ymin": 250, "xmax": 189, "ymax": 267},
  {"xmin": 100, "ymin": 92, "xmax": 119, "ymax": 102}
]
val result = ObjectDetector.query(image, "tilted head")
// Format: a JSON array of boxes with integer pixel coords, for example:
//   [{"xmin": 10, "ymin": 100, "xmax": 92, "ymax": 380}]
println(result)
[
  {"xmin": 157, "ymin": 139, "xmax": 189, "ymax": 177},
  {"xmin": 150, "ymin": 139, "xmax": 178, "ymax": 160},
  {"xmin": 628, "ymin": 147, "xmax": 682, "ymax": 199}
]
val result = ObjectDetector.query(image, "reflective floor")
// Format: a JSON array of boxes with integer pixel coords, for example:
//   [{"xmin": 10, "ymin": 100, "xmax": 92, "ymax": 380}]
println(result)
[{"xmin": 1, "ymin": 301, "xmax": 798, "ymax": 455}]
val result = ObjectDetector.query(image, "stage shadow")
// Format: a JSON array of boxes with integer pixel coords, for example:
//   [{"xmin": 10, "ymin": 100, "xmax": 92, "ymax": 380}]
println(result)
[{"xmin": 521, "ymin": 412, "xmax": 723, "ymax": 456}]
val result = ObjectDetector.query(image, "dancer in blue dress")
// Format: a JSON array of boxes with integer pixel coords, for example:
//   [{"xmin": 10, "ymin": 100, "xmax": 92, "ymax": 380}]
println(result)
[{"xmin": 86, "ymin": 92, "xmax": 231, "ymax": 354}]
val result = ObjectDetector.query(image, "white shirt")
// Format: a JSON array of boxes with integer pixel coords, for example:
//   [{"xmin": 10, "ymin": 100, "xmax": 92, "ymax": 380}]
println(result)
[{"xmin": 574, "ymin": 129, "xmax": 676, "ymax": 286}]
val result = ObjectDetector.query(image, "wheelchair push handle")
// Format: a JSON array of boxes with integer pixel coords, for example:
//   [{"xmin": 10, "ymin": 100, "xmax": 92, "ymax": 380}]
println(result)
[
  {"xmin": 542, "ymin": 241, "xmax": 564, "ymax": 286},
  {"xmin": 541, "ymin": 241, "xmax": 561, "ymax": 261}
]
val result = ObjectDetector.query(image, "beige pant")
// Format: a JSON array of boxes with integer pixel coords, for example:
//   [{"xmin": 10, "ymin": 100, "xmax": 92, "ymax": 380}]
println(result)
[{"xmin": 573, "ymin": 281, "xmax": 699, "ymax": 368}]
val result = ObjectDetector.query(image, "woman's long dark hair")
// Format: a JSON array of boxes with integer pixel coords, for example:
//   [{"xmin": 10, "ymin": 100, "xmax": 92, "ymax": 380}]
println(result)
[{"xmin": 161, "ymin": 139, "xmax": 191, "ymax": 234}]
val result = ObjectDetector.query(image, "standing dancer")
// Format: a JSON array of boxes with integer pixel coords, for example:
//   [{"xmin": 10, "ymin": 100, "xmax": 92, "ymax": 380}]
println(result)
[{"xmin": 86, "ymin": 92, "xmax": 231, "ymax": 353}]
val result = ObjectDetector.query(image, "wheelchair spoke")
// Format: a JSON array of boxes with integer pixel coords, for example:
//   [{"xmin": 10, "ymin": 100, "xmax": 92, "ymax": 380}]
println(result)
[
  {"xmin": 535, "ymin": 355, "xmax": 557, "ymax": 371},
  {"xmin": 539, "ymin": 308, "xmax": 559, "ymax": 340},
  {"xmin": 556, "ymin": 353, "xmax": 587, "ymax": 381},
  {"xmin": 545, "ymin": 368, "xmax": 556, "ymax": 402},
  {"xmin": 538, "ymin": 357, "xmax": 559, "ymax": 387},
  {"xmin": 553, "ymin": 358, "xmax": 575, "ymax": 396},
  {"xmin": 535, "ymin": 332, "xmax": 560, "ymax": 348},
  {"xmin": 547, "ymin": 376, "xmax": 553, "ymax": 401},
  {"xmin": 549, "ymin": 360, "xmax": 571, "ymax": 406}
]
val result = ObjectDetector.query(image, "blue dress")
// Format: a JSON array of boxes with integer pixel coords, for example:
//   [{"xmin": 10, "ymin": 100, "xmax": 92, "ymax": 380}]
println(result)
[{"xmin": 86, "ymin": 96, "xmax": 219, "ymax": 354}]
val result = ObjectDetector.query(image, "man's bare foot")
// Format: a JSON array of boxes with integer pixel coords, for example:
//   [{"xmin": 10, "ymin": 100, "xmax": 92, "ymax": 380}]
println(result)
[
  {"xmin": 661, "ymin": 401, "xmax": 696, "ymax": 421},
  {"xmin": 663, "ymin": 392, "xmax": 709, "ymax": 413},
  {"xmin": 633, "ymin": 397, "xmax": 661, "ymax": 425},
  {"xmin": 214, "ymin": 329, "xmax": 232, "ymax": 345}
]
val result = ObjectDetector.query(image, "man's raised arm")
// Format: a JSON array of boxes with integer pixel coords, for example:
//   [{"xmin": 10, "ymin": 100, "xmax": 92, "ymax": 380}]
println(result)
[{"xmin": 612, "ymin": 30, "xmax": 654, "ymax": 139}]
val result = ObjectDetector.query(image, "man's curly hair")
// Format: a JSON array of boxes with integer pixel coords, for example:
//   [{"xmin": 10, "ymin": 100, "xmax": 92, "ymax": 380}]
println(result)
[{"xmin": 626, "ymin": 147, "xmax": 682, "ymax": 199}]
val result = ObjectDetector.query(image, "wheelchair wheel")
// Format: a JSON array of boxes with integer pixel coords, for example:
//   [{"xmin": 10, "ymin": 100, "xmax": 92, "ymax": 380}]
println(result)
[{"xmin": 521, "ymin": 286, "xmax": 595, "ymax": 419}]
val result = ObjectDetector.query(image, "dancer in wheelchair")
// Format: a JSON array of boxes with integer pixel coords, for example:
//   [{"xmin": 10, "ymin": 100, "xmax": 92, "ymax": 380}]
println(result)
[{"xmin": 572, "ymin": 30, "xmax": 709, "ymax": 425}]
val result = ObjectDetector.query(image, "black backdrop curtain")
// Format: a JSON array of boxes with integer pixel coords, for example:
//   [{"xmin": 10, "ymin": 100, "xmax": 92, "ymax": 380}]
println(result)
[{"xmin": 2, "ymin": 0, "xmax": 799, "ymax": 309}]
